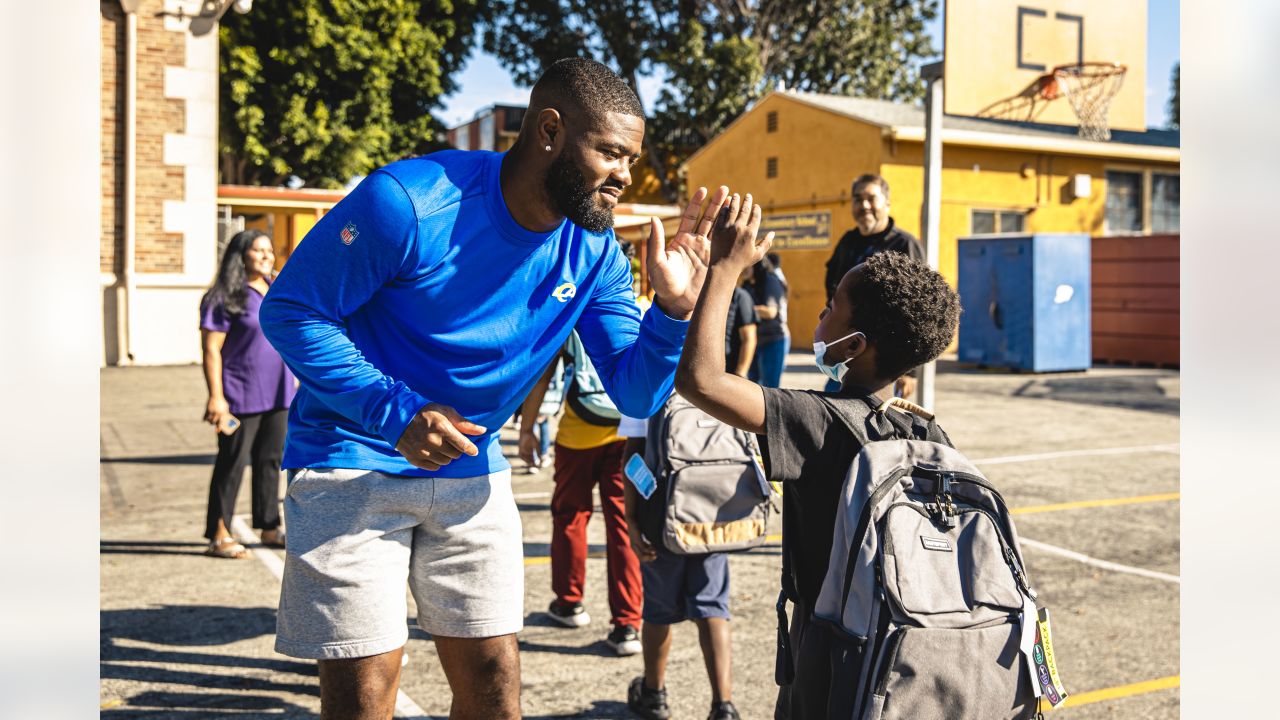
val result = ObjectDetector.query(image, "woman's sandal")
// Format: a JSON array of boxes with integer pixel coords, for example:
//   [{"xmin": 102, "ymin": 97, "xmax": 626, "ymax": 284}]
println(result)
[{"xmin": 206, "ymin": 537, "xmax": 249, "ymax": 559}]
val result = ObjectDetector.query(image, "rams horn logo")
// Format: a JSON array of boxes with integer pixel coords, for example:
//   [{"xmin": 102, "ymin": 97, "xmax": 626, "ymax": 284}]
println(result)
[{"xmin": 552, "ymin": 282, "xmax": 577, "ymax": 303}]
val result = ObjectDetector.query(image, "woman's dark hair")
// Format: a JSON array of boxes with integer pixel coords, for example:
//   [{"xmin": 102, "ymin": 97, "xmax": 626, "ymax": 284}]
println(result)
[
  {"xmin": 202, "ymin": 229, "xmax": 268, "ymax": 316},
  {"xmin": 747, "ymin": 255, "xmax": 776, "ymax": 303}
]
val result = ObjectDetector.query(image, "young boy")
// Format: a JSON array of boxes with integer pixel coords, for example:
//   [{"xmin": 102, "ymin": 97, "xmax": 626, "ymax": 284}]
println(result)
[
  {"xmin": 621, "ymin": 409, "xmax": 740, "ymax": 720},
  {"xmin": 674, "ymin": 193, "xmax": 961, "ymax": 719}
]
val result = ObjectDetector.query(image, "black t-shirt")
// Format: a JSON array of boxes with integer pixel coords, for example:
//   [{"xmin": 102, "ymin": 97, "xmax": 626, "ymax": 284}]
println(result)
[
  {"xmin": 759, "ymin": 387, "xmax": 949, "ymax": 606},
  {"xmin": 824, "ymin": 218, "xmax": 925, "ymax": 302},
  {"xmin": 725, "ymin": 287, "xmax": 759, "ymax": 372}
]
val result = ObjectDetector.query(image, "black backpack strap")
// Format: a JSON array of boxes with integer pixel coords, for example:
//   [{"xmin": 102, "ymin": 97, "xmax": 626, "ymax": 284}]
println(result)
[{"xmin": 815, "ymin": 394, "xmax": 903, "ymax": 445}]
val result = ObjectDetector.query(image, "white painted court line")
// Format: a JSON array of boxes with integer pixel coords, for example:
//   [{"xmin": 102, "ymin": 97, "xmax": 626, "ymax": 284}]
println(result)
[
  {"xmin": 231, "ymin": 516, "xmax": 436, "ymax": 720},
  {"xmin": 971, "ymin": 443, "xmax": 1179, "ymax": 466},
  {"xmin": 1019, "ymin": 536, "xmax": 1180, "ymax": 584}
]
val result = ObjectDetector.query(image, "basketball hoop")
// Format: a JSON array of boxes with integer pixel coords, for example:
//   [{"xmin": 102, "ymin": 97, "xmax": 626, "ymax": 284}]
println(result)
[{"xmin": 1044, "ymin": 62, "xmax": 1128, "ymax": 141}]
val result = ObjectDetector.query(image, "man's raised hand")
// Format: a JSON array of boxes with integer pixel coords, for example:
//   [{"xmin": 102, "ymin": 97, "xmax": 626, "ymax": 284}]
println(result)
[
  {"xmin": 396, "ymin": 403, "xmax": 488, "ymax": 472},
  {"xmin": 647, "ymin": 185, "xmax": 730, "ymax": 319}
]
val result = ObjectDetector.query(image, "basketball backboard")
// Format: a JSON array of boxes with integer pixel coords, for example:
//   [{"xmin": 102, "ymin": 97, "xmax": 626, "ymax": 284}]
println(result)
[{"xmin": 944, "ymin": 0, "xmax": 1147, "ymax": 131}]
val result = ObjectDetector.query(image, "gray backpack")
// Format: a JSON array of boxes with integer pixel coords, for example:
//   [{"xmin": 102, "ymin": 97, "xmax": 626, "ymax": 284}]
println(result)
[
  {"xmin": 642, "ymin": 393, "xmax": 772, "ymax": 555},
  {"xmin": 813, "ymin": 396, "xmax": 1053, "ymax": 720}
]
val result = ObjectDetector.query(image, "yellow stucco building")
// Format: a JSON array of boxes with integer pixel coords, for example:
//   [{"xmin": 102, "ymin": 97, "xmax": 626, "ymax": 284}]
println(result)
[{"xmin": 681, "ymin": 90, "xmax": 1180, "ymax": 343}]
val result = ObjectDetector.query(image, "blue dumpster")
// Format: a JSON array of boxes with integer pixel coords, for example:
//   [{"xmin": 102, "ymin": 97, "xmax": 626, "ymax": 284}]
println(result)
[{"xmin": 957, "ymin": 233, "xmax": 1091, "ymax": 372}]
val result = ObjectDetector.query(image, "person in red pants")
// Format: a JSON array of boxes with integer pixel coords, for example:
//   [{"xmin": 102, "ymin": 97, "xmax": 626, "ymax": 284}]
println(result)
[{"xmin": 520, "ymin": 331, "xmax": 643, "ymax": 656}]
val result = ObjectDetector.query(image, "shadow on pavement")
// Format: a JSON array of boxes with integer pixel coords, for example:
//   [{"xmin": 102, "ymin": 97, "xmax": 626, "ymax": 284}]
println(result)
[
  {"xmin": 103, "ymin": 605, "xmax": 277, "ymax": 646},
  {"xmin": 1010, "ymin": 373, "xmax": 1178, "ymax": 415},
  {"xmin": 525, "ymin": 700, "xmax": 630, "ymax": 718},
  {"xmin": 105, "ymin": 641, "xmax": 316, "ymax": 676},
  {"xmin": 101, "ymin": 454, "xmax": 217, "ymax": 465},
  {"xmin": 101, "ymin": 540, "xmax": 209, "ymax": 557},
  {"xmin": 102, "ymin": 606, "xmax": 319, "ymax": 716},
  {"xmin": 517, "ymin": 638, "xmax": 618, "ymax": 657}
]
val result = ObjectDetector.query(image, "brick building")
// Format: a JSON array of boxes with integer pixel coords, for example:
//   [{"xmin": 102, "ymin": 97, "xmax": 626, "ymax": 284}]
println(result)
[{"xmin": 101, "ymin": 0, "xmax": 222, "ymax": 365}]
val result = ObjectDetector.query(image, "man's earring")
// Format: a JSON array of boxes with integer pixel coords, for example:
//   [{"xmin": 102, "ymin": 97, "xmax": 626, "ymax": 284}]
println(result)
[{"xmin": 545, "ymin": 144, "xmax": 552, "ymax": 151}]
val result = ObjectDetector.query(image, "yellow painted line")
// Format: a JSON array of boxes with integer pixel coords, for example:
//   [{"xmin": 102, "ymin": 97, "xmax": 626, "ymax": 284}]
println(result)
[
  {"xmin": 524, "ymin": 556, "xmax": 550, "ymax": 566},
  {"xmin": 1012, "ymin": 492, "xmax": 1180, "ymax": 516},
  {"xmin": 1053, "ymin": 675, "xmax": 1180, "ymax": 709}
]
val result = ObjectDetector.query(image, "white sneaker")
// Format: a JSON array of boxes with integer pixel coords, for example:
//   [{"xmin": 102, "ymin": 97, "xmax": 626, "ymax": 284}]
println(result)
[
  {"xmin": 547, "ymin": 599, "xmax": 591, "ymax": 628},
  {"xmin": 606, "ymin": 625, "xmax": 642, "ymax": 656}
]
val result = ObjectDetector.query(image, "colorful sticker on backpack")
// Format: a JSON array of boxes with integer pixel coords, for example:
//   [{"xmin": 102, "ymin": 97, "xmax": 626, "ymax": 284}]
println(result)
[{"xmin": 1032, "ymin": 608, "xmax": 1068, "ymax": 706}]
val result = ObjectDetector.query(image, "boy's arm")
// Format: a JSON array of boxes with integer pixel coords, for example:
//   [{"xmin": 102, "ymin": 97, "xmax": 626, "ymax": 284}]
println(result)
[
  {"xmin": 517, "ymin": 357, "xmax": 559, "ymax": 466},
  {"xmin": 675, "ymin": 194, "xmax": 773, "ymax": 435},
  {"xmin": 622, "ymin": 437, "xmax": 656, "ymax": 562}
]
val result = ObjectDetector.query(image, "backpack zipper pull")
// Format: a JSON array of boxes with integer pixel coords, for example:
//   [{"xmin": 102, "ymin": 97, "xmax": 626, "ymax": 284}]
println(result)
[{"xmin": 937, "ymin": 472, "xmax": 958, "ymax": 528}]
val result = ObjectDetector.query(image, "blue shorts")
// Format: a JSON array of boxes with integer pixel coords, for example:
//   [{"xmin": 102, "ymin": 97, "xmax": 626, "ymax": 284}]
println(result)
[{"xmin": 640, "ymin": 549, "xmax": 731, "ymax": 624}]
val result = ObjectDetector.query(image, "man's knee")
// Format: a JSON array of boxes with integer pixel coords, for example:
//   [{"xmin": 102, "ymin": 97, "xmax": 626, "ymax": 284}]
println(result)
[
  {"xmin": 318, "ymin": 649, "xmax": 403, "ymax": 719},
  {"xmin": 437, "ymin": 635, "xmax": 521, "ymax": 718}
]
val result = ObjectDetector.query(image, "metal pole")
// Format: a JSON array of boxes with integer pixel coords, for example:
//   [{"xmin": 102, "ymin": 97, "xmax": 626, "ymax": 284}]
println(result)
[{"xmin": 917, "ymin": 61, "xmax": 944, "ymax": 411}]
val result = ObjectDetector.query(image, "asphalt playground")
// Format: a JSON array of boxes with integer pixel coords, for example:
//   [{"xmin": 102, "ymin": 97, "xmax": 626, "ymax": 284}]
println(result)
[{"xmin": 100, "ymin": 355, "xmax": 1179, "ymax": 718}]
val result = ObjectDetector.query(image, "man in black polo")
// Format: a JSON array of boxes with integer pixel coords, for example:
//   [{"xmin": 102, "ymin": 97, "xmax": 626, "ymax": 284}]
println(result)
[{"xmin": 823, "ymin": 173, "xmax": 925, "ymax": 394}]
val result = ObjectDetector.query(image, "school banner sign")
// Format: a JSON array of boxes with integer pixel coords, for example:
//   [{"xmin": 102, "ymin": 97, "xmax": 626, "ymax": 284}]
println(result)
[{"xmin": 761, "ymin": 211, "xmax": 831, "ymax": 250}]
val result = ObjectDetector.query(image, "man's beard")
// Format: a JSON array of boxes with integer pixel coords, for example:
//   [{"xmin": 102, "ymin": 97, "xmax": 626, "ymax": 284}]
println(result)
[{"xmin": 545, "ymin": 153, "xmax": 617, "ymax": 233}]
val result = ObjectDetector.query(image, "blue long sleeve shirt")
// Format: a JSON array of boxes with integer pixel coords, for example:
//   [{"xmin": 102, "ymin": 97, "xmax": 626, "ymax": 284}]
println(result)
[{"xmin": 260, "ymin": 150, "xmax": 687, "ymax": 477}]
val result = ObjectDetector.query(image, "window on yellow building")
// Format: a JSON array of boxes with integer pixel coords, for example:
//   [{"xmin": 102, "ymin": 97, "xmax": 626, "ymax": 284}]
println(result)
[
  {"xmin": 767, "ymin": 157, "xmax": 778, "ymax": 178},
  {"xmin": 1105, "ymin": 170, "xmax": 1144, "ymax": 233},
  {"xmin": 971, "ymin": 209, "xmax": 1027, "ymax": 235},
  {"xmin": 1151, "ymin": 173, "xmax": 1179, "ymax": 233},
  {"xmin": 767, "ymin": 111, "xmax": 778, "ymax": 133}
]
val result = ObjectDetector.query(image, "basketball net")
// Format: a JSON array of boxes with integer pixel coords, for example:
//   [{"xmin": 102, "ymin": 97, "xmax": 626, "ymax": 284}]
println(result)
[{"xmin": 1049, "ymin": 62, "xmax": 1128, "ymax": 141}]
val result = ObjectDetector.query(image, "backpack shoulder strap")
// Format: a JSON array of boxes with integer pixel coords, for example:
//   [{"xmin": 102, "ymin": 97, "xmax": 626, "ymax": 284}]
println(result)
[{"xmin": 815, "ymin": 394, "xmax": 897, "ymax": 445}]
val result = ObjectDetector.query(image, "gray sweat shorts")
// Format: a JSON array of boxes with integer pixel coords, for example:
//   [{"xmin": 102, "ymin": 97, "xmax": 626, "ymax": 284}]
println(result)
[{"xmin": 275, "ymin": 467, "xmax": 524, "ymax": 660}]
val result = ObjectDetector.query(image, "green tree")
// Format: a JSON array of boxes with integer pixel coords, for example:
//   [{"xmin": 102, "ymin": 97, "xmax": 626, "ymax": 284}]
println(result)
[
  {"xmin": 220, "ymin": 0, "xmax": 482, "ymax": 188},
  {"xmin": 1168, "ymin": 62, "xmax": 1179, "ymax": 129},
  {"xmin": 482, "ymin": 0, "xmax": 937, "ymax": 200}
]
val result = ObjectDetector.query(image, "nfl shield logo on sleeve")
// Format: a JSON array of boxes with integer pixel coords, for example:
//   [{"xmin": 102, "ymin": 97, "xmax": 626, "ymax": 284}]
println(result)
[{"xmin": 340, "ymin": 222, "xmax": 359, "ymax": 245}]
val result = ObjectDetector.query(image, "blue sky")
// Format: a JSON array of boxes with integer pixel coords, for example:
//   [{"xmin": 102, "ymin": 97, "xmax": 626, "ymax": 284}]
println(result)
[{"xmin": 441, "ymin": 1, "xmax": 1179, "ymax": 130}]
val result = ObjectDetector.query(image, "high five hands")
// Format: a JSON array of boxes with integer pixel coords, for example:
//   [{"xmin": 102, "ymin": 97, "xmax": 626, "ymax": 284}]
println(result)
[
  {"xmin": 646, "ymin": 186, "xmax": 729, "ymax": 319},
  {"xmin": 710, "ymin": 193, "xmax": 774, "ymax": 272}
]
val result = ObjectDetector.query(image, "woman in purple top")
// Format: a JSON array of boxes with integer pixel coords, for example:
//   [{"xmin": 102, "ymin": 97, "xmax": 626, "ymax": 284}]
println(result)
[{"xmin": 199, "ymin": 229, "xmax": 297, "ymax": 558}]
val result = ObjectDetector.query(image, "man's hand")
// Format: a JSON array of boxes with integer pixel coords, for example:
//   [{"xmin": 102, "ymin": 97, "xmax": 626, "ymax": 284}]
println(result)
[
  {"xmin": 627, "ymin": 521, "xmax": 657, "ymax": 563},
  {"xmin": 647, "ymin": 185, "xmax": 730, "ymax": 320},
  {"xmin": 395, "ymin": 403, "xmax": 488, "ymax": 472},
  {"xmin": 710, "ymin": 193, "xmax": 773, "ymax": 271}
]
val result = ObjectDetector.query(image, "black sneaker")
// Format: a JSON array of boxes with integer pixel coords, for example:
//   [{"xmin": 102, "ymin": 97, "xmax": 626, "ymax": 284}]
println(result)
[
  {"xmin": 627, "ymin": 676, "xmax": 671, "ymax": 720},
  {"xmin": 546, "ymin": 598, "xmax": 591, "ymax": 628},
  {"xmin": 707, "ymin": 700, "xmax": 741, "ymax": 720},
  {"xmin": 606, "ymin": 624, "xmax": 642, "ymax": 656}
]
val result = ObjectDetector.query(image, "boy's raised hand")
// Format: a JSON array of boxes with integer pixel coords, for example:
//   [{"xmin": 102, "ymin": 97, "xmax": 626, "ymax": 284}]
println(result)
[{"xmin": 710, "ymin": 193, "xmax": 774, "ymax": 270}]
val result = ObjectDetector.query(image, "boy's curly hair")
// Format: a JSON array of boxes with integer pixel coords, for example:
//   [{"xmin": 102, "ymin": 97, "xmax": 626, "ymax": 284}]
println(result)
[{"xmin": 846, "ymin": 251, "xmax": 961, "ymax": 380}]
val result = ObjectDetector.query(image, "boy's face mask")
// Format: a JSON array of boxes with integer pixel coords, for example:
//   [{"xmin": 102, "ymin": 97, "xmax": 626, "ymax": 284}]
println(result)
[{"xmin": 812, "ymin": 331, "xmax": 865, "ymax": 383}]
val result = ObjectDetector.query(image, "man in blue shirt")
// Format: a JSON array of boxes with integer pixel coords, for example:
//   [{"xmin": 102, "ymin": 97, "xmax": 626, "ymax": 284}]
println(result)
[{"xmin": 261, "ymin": 58, "xmax": 739, "ymax": 719}]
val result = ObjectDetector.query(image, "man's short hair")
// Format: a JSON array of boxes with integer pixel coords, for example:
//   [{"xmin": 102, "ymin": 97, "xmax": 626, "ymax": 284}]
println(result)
[
  {"xmin": 846, "ymin": 251, "xmax": 959, "ymax": 380},
  {"xmin": 851, "ymin": 173, "xmax": 890, "ymax": 202},
  {"xmin": 528, "ymin": 58, "xmax": 644, "ymax": 127}
]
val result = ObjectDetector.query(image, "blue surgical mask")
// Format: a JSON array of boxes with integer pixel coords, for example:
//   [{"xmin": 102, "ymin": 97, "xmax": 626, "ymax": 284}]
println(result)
[{"xmin": 812, "ymin": 331, "xmax": 864, "ymax": 383}]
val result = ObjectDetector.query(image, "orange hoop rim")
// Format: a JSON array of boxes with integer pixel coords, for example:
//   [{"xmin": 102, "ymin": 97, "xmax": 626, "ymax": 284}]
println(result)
[{"xmin": 1037, "ymin": 62, "xmax": 1128, "ymax": 100}]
